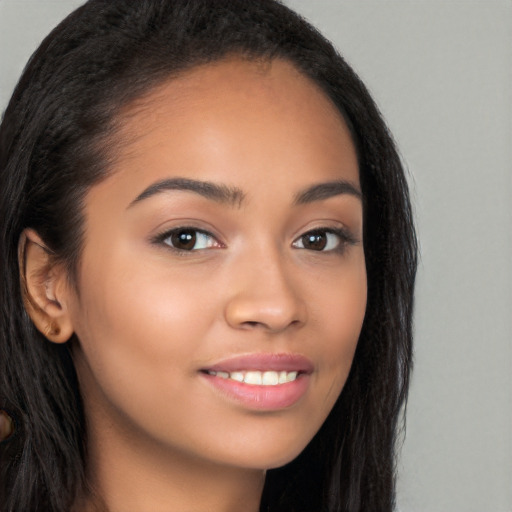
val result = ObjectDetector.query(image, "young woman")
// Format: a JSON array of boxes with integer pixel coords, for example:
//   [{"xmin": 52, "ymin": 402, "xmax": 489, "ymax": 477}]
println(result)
[{"xmin": 0, "ymin": 1, "xmax": 417, "ymax": 511}]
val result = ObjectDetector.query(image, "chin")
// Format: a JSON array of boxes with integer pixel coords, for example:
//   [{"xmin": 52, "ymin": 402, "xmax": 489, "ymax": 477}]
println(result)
[{"xmin": 212, "ymin": 429, "xmax": 316, "ymax": 471}]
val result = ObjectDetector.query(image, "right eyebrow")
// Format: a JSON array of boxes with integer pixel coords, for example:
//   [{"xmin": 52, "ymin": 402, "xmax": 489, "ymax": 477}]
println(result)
[
  {"xmin": 293, "ymin": 179, "xmax": 362, "ymax": 205},
  {"xmin": 127, "ymin": 177, "xmax": 246, "ymax": 209}
]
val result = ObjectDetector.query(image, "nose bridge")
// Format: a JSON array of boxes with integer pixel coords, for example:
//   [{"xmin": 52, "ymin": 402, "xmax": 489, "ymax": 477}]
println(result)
[{"xmin": 224, "ymin": 241, "xmax": 306, "ymax": 332}]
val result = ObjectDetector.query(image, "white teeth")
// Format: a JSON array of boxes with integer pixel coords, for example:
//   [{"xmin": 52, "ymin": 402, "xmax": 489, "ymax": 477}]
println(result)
[
  {"xmin": 230, "ymin": 371, "xmax": 244, "ymax": 383},
  {"xmin": 286, "ymin": 371, "xmax": 298, "ymax": 383},
  {"xmin": 244, "ymin": 371, "xmax": 262, "ymax": 385},
  {"xmin": 207, "ymin": 370, "xmax": 300, "ymax": 385},
  {"xmin": 262, "ymin": 371, "xmax": 279, "ymax": 385}
]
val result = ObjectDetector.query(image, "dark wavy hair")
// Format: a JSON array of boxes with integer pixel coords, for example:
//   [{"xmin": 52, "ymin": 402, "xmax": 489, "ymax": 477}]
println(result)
[{"xmin": 0, "ymin": 1, "xmax": 417, "ymax": 511}]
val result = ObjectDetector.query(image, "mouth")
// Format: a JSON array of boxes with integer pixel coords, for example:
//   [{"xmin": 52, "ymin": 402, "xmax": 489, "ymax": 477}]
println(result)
[
  {"xmin": 201, "ymin": 369, "xmax": 302, "ymax": 385},
  {"xmin": 199, "ymin": 353, "xmax": 313, "ymax": 410}
]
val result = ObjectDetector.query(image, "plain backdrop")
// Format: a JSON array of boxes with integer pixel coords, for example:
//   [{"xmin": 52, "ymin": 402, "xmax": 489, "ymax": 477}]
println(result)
[{"xmin": 1, "ymin": 1, "xmax": 511, "ymax": 511}]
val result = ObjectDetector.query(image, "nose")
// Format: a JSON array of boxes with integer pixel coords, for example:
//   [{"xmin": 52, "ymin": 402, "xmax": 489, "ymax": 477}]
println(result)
[{"xmin": 224, "ymin": 249, "xmax": 307, "ymax": 333}]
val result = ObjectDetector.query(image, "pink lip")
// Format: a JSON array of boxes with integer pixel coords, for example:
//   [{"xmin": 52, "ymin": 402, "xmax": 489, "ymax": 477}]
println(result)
[
  {"xmin": 202, "ymin": 353, "xmax": 314, "ymax": 373},
  {"xmin": 199, "ymin": 353, "xmax": 313, "ymax": 411}
]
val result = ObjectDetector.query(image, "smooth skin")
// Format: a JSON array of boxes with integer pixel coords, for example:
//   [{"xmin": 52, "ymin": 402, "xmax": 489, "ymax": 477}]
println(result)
[{"xmin": 22, "ymin": 58, "xmax": 367, "ymax": 512}]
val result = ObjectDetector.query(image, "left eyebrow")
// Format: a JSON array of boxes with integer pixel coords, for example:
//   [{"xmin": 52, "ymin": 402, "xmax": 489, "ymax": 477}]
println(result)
[
  {"xmin": 293, "ymin": 180, "xmax": 362, "ymax": 205},
  {"xmin": 128, "ymin": 177, "xmax": 246, "ymax": 208}
]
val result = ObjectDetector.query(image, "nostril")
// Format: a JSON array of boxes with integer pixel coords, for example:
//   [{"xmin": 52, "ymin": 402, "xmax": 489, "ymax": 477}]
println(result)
[{"xmin": 243, "ymin": 321, "xmax": 260, "ymax": 328}]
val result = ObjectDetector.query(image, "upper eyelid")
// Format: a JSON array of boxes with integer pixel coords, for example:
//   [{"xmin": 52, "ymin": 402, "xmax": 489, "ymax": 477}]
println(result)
[
  {"xmin": 152, "ymin": 227, "xmax": 224, "ymax": 254},
  {"xmin": 150, "ymin": 227, "xmax": 215, "ymax": 247},
  {"xmin": 151, "ymin": 224, "xmax": 359, "ymax": 248},
  {"xmin": 292, "ymin": 227, "xmax": 357, "ymax": 248},
  {"xmin": 293, "ymin": 226, "xmax": 359, "ymax": 242},
  {"xmin": 152, "ymin": 224, "xmax": 219, "ymax": 241}
]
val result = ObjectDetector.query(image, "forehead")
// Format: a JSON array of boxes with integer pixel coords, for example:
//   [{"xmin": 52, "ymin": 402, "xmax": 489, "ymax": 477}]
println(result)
[
  {"xmin": 118, "ymin": 58, "xmax": 356, "ymax": 165},
  {"xmin": 123, "ymin": 57, "xmax": 344, "ymax": 126},
  {"xmin": 93, "ymin": 57, "xmax": 359, "ymax": 207}
]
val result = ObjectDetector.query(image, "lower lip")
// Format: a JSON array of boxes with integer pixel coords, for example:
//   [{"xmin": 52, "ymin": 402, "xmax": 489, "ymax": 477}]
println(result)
[{"xmin": 200, "ymin": 373, "xmax": 310, "ymax": 410}]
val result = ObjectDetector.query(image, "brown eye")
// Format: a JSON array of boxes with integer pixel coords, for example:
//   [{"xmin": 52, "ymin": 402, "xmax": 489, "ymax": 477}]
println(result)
[
  {"xmin": 292, "ymin": 229, "xmax": 350, "ymax": 252},
  {"xmin": 158, "ymin": 228, "xmax": 221, "ymax": 252},
  {"xmin": 170, "ymin": 229, "xmax": 197, "ymax": 250},
  {"xmin": 301, "ymin": 231, "xmax": 328, "ymax": 251}
]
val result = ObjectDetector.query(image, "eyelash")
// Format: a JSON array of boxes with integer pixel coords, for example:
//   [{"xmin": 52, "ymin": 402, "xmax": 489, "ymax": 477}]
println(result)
[
  {"xmin": 292, "ymin": 227, "xmax": 358, "ymax": 254},
  {"xmin": 152, "ymin": 227, "xmax": 224, "ymax": 254},
  {"xmin": 152, "ymin": 226, "xmax": 358, "ymax": 255}
]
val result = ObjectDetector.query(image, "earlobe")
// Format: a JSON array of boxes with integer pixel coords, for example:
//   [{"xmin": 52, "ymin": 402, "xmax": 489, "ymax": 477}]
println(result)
[{"xmin": 18, "ymin": 229, "xmax": 74, "ymax": 344}]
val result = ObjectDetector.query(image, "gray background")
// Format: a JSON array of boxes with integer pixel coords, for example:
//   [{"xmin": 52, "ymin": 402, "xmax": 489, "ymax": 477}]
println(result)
[{"xmin": 1, "ymin": 1, "xmax": 511, "ymax": 511}]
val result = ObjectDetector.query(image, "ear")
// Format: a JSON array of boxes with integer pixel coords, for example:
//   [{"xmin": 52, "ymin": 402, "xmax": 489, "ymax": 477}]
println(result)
[{"xmin": 18, "ymin": 229, "xmax": 74, "ymax": 343}]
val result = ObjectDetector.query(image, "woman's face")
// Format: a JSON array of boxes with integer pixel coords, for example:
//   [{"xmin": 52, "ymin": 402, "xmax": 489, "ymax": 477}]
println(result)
[{"xmin": 67, "ymin": 58, "xmax": 366, "ymax": 470}]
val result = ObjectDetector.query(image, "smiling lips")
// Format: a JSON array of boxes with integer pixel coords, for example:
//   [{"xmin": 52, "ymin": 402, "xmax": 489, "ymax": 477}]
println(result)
[
  {"xmin": 200, "ymin": 353, "xmax": 313, "ymax": 410},
  {"xmin": 206, "ymin": 369, "xmax": 300, "ymax": 385}
]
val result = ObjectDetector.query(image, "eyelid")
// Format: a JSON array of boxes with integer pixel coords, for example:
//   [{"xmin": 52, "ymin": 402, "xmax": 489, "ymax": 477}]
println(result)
[
  {"xmin": 151, "ymin": 226, "xmax": 225, "ymax": 253},
  {"xmin": 292, "ymin": 226, "xmax": 359, "ymax": 252},
  {"xmin": 149, "ymin": 222, "xmax": 360, "ymax": 254}
]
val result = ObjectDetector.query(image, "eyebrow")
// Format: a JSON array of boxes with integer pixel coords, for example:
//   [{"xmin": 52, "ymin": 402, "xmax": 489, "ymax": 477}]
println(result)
[
  {"xmin": 128, "ymin": 177, "xmax": 361, "ymax": 209},
  {"xmin": 293, "ymin": 180, "xmax": 362, "ymax": 205},
  {"xmin": 128, "ymin": 177, "xmax": 246, "ymax": 208}
]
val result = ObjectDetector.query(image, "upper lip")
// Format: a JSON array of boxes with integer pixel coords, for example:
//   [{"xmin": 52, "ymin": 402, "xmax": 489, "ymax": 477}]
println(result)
[{"xmin": 201, "ymin": 353, "xmax": 314, "ymax": 374}]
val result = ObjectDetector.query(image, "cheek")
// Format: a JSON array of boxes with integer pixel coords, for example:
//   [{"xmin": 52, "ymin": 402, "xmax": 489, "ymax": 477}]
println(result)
[
  {"xmin": 314, "ymin": 251, "xmax": 367, "ymax": 335},
  {"xmin": 70, "ymin": 256, "xmax": 214, "ymax": 412},
  {"xmin": 308, "ymin": 256, "xmax": 367, "ymax": 399}
]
